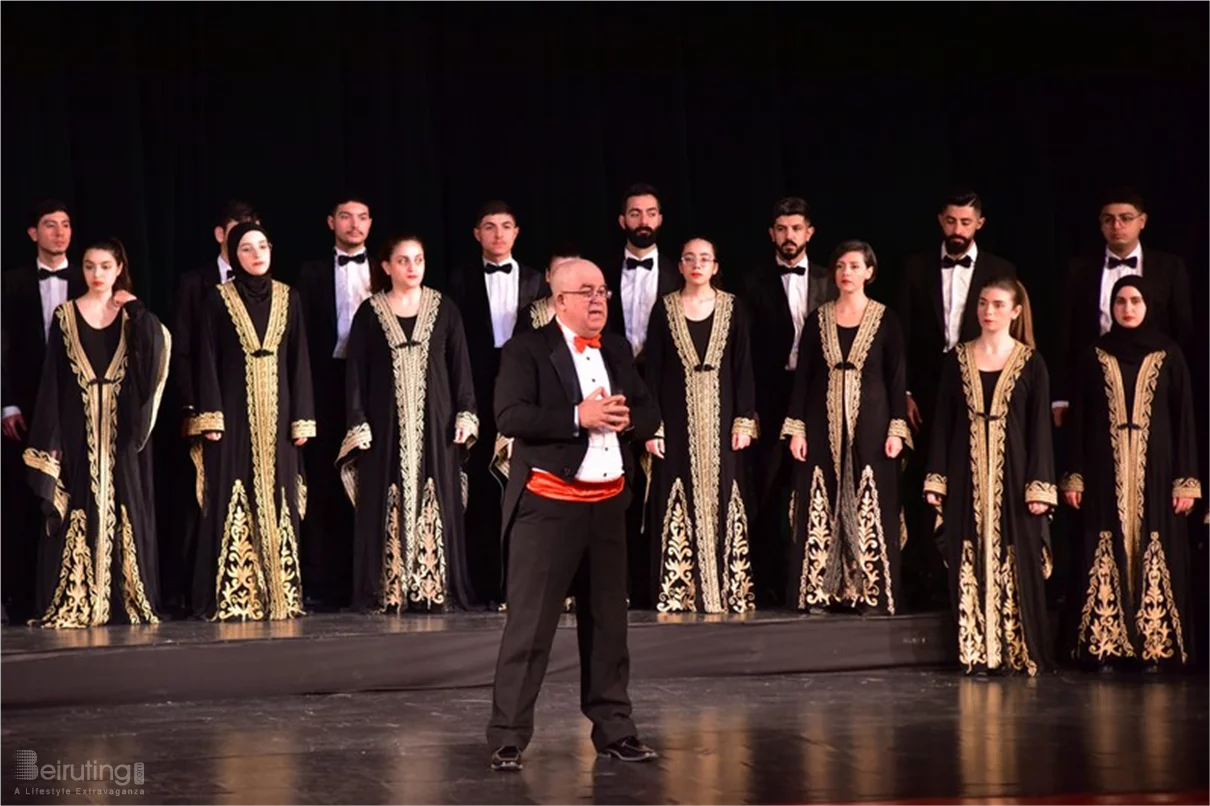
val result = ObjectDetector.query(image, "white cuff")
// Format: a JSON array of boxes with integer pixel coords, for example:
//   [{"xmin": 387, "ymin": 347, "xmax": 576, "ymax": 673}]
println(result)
[
  {"xmin": 573, "ymin": 405, "xmax": 580, "ymax": 435},
  {"xmin": 1051, "ymin": 401, "xmax": 1069, "ymax": 410},
  {"xmin": 1, "ymin": 406, "xmax": 20, "ymax": 420}
]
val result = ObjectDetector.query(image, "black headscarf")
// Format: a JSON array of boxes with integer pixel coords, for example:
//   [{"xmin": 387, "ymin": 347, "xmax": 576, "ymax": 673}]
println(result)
[
  {"xmin": 1096, "ymin": 274, "xmax": 1174, "ymax": 364},
  {"xmin": 225, "ymin": 221, "xmax": 274, "ymax": 338}
]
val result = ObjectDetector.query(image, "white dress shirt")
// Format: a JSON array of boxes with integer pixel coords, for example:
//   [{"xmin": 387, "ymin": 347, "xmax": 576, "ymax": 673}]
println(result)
[
  {"xmin": 1098, "ymin": 243, "xmax": 1143, "ymax": 335},
  {"xmin": 941, "ymin": 241, "xmax": 979, "ymax": 352},
  {"xmin": 217, "ymin": 254, "xmax": 233, "ymax": 285},
  {"xmin": 551, "ymin": 318, "xmax": 624, "ymax": 483},
  {"xmin": 619, "ymin": 247, "xmax": 661, "ymax": 357},
  {"xmin": 333, "ymin": 249, "xmax": 372, "ymax": 359},
  {"xmin": 3, "ymin": 259, "xmax": 71, "ymax": 420},
  {"xmin": 778, "ymin": 255, "xmax": 812, "ymax": 371},
  {"xmin": 483, "ymin": 255, "xmax": 520, "ymax": 349}
]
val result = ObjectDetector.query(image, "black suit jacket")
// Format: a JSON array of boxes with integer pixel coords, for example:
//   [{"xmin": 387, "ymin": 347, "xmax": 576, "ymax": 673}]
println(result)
[
  {"xmin": 1055, "ymin": 247, "xmax": 1193, "ymax": 401},
  {"xmin": 449, "ymin": 261, "xmax": 544, "ymax": 429},
  {"xmin": 601, "ymin": 251, "xmax": 682, "ymax": 348},
  {"xmin": 171, "ymin": 259, "xmax": 226, "ymax": 413},
  {"xmin": 1, "ymin": 263, "xmax": 85, "ymax": 415},
  {"xmin": 296, "ymin": 257, "xmax": 343, "ymax": 407},
  {"xmin": 741, "ymin": 260, "xmax": 837, "ymax": 442},
  {"xmin": 493, "ymin": 321, "xmax": 661, "ymax": 539},
  {"xmin": 896, "ymin": 248, "xmax": 1017, "ymax": 416}
]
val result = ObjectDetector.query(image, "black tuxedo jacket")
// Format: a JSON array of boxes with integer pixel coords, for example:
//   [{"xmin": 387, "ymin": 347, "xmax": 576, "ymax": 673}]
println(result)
[
  {"xmin": 493, "ymin": 321, "xmax": 661, "ymax": 539},
  {"xmin": 896, "ymin": 248, "xmax": 1017, "ymax": 415},
  {"xmin": 172, "ymin": 259, "xmax": 226, "ymax": 413},
  {"xmin": 1055, "ymin": 247, "xmax": 1193, "ymax": 401},
  {"xmin": 741, "ymin": 260, "xmax": 837, "ymax": 440},
  {"xmin": 1, "ymin": 263, "xmax": 85, "ymax": 415},
  {"xmin": 296, "ymin": 255, "xmax": 347, "ymax": 387},
  {"xmin": 449, "ymin": 261, "xmax": 545, "ymax": 428},
  {"xmin": 601, "ymin": 251, "xmax": 682, "ymax": 347}
]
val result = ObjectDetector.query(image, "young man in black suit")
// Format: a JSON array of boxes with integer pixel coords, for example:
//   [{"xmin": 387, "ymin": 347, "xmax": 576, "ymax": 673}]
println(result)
[
  {"xmin": 296, "ymin": 194, "xmax": 376, "ymax": 609},
  {"xmin": 742, "ymin": 196, "xmax": 837, "ymax": 607},
  {"xmin": 486, "ymin": 258, "xmax": 660, "ymax": 771},
  {"xmin": 1053, "ymin": 187, "xmax": 1193, "ymax": 426},
  {"xmin": 449, "ymin": 200, "xmax": 544, "ymax": 606},
  {"xmin": 896, "ymin": 190, "xmax": 1017, "ymax": 609},
  {"xmin": 169, "ymin": 199, "xmax": 259, "ymax": 613},
  {"xmin": 1, "ymin": 199, "xmax": 83, "ymax": 621}
]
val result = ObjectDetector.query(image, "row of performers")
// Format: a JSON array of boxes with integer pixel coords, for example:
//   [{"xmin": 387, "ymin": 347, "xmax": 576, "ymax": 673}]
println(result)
[{"xmin": 12, "ymin": 215, "xmax": 1201, "ymax": 677}]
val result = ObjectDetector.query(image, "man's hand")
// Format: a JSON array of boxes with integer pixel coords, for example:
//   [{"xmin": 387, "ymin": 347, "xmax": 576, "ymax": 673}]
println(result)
[
  {"xmin": 906, "ymin": 394, "xmax": 923, "ymax": 432},
  {"xmin": 578, "ymin": 387, "xmax": 630, "ymax": 433},
  {"xmin": 1052, "ymin": 404, "xmax": 1068, "ymax": 429},
  {"xmin": 2, "ymin": 413, "xmax": 26, "ymax": 442}
]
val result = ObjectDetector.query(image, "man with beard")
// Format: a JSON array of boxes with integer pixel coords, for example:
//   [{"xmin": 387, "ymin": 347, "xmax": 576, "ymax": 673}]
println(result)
[
  {"xmin": 742, "ymin": 196, "xmax": 837, "ymax": 607},
  {"xmin": 450, "ymin": 200, "xmax": 544, "ymax": 607},
  {"xmin": 296, "ymin": 194, "xmax": 375, "ymax": 609},
  {"xmin": 2, "ymin": 199, "xmax": 84, "ymax": 621},
  {"xmin": 896, "ymin": 190, "xmax": 1016, "ymax": 610}
]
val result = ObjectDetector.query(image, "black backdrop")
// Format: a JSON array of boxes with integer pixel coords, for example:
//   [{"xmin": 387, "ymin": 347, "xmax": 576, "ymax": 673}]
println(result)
[{"xmin": 2, "ymin": 2, "xmax": 1206, "ymax": 438}]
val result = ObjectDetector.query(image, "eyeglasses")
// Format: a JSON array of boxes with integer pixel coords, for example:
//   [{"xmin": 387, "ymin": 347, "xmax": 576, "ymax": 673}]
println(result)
[
  {"xmin": 560, "ymin": 287, "xmax": 613, "ymax": 301},
  {"xmin": 680, "ymin": 255, "xmax": 715, "ymax": 266},
  {"xmin": 1099, "ymin": 214, "xmax": 1141, "ymax": 226}
]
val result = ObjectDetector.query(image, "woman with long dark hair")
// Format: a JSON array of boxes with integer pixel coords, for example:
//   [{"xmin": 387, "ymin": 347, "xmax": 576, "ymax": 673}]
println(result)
[{"xmin": 24, "ymin": 238, "xmax": 170, "ymax": 627}]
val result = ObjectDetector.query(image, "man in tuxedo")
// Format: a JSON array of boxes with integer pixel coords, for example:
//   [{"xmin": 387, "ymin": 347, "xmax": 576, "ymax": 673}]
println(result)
[
  {"xmin": 1, "ymin": 199, "xmax": 83, "ymax": 621},
  {"xmin": 741, "ymin": 196, "xmax": 837, "ymax": 607},
  {"xmin": 449, "ymin": 200, "xmax": 544, "ymax": 606},
  {"xmin": 486, "ymin": 258, "xmax": 660, "ymax": 771},
  {"xmin": 1053, "ymin": 187, "xmax": 1193, "ymax": 425},
  {"xmin": 296, "ymin": 194, "xmax": 375, "ymax": 609},
  {"xmin": 896, "ymin": 190, "xmax": 1017, "ymax": 609},
  {"xmin": 168, "ymin": 199, "xmax": 260, "ymax": 613}
]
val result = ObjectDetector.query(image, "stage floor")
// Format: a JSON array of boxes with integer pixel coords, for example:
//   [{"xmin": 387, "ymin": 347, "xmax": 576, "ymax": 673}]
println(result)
[
  {"xmin": 2, "ymin": 610, "xmax": 956, "ymax": 708},
  {"xmin": 3, "ymin": 668, "xmax": 1206, "ymax": 805}
]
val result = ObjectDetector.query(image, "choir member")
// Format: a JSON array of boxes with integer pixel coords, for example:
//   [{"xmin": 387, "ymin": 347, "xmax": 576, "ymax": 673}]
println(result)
[
  {"xmin": 1062, "ymin": 276, "xmax": 1201, "ymax": 670},
  {"xmin": 782, "ymin": 241, "xmax": 909, "ymax": 613},
  {"xmin": 170, "ymin": 199, "xmax": 259, "ymax": 612},
  {"xmin": 1053, "ymin": 188, "xmax": 1193, "ymax": 427},
  {"xmin": 338, "ymin": 235, "xmax": 479, "ymax": 612},
  {"xmin": 924, "ymin": 277, "xmax": 1055, "ymax": 676},
  {"xmin": 741, "ymin": 196, "xmax": 837, "ymax": 607},
  {"xmin": 191, "ymin": 222, "xmax": 315, "ymax": 621},
  {"xmin": 897, "ymin": 190, "xmax": 1016, "ymax": 609},
  {"xmin": 448, "ymin": 200, "xmax": 543, "ymax": 605},
  {"xmin": 296, "ymin": 194, "xmax": 375, "ymax": 608},
  {"xmin": 24, "ymin": 238, "xmax": 170, "ymax": 627},
  {"xmin": 2, "ymin": 200, "xmax": 84, "ymax": 622},
  {"xmin": 643, "ymin": 237, "xmax": 757, "ymax": 613}
]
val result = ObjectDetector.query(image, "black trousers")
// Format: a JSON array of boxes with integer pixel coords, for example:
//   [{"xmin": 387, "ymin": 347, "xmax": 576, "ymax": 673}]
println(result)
[
  {"xmin": 1, "ymin": 437, "xmax": 38, "ymax": 621},
  {"xmin": 487, "ymin": 487, "xmax": 636, "ymax": 752},
  {"xmin": 301, "ymin": 358, "xmax": 354, "ymax": 607}
]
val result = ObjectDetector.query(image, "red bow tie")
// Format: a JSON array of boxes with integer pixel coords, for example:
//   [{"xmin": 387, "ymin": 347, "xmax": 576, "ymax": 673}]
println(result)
[{"xmin": 573, "ymin": 334, "xmax": 601, "ymax": 353}]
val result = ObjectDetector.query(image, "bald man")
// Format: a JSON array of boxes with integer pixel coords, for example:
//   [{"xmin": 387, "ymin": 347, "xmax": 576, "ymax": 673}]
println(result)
[{"xmin": 486, "ymin": 259, "xmax": 661, "ymax": 771}]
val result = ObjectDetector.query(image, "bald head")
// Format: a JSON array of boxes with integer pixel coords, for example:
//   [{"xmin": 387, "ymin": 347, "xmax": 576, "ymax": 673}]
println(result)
[
  {"xmin": 550, "ymin": 258, "xmax": 603, "ymax": 293},
  {"xmin": 551, "ymin": 258, "xmax": 609, "ymax": 337}
]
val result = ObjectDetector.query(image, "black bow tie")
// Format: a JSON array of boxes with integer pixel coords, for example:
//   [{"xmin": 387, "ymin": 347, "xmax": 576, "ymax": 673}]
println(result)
[
  {"xmin": 38, "ymin": 268, "xmax": 68, "ymax": 281},
  {"xmin": 337, "ymin": 253, "xmax": 367, "ymax": 266},
  {"xmin": 484, "ymin": 262, "xmax": 514, "ymax": 275},
  {"xmin": 780, "ymin": 264, "xmax": 807, "ymax": 276},
  {"xmin": 942, "ymin": 255, "xmax": 973, "ymax": 269},
  {"xmin": 1107, "ymin": 256, "xmax": 1138, "ymax": 270},
  {"xmin": 625, "ymin": 257, "xmax": 654, "ymax": 271}
]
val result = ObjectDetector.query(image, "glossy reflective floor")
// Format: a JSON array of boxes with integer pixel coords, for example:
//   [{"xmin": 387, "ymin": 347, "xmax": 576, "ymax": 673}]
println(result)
[{"xmin": 3, "ymin": 668, "xmax": 1206, "ymax": 805}]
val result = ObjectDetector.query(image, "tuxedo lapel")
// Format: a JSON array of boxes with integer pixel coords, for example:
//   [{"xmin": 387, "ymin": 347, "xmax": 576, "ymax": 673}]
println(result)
[
  {"xmin": 318, "ymin": 259, "xmax": 338, "ymax": 345},
  {"xmin": 517, "ymin": 264, "xmax": 542, "ymax": 313},
  {"xmin": 657, "ymin": 253, "xmax": 681, "ymax": 296},
  {"xmin": 928, "ymin": 262, "xmax": 945, "ymax": 334},
  {"xmin": 544, "ymin": 320, "xmax": 581, "ymax": 406}
]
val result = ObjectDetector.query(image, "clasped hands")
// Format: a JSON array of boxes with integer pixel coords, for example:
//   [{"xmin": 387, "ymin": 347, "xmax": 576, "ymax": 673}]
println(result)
[{"xmin": 580, "ymin": 386, "xmax": 631, "ymax": 434}]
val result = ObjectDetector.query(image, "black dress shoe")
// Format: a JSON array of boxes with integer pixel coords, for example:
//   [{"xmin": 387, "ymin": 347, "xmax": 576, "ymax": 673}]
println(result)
[
  {"xmin": 491, "ymin": 745, "xmax": 523, "ymax": 771},
  {"xmin": 598, "ymin": 736, "xmax": 659, "ymax": 762}
]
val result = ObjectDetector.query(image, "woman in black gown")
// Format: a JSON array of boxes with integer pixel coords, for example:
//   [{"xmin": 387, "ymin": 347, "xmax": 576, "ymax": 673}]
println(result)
[
  {"xmin": 25, "ymin": 238, "xmax": 170, "ymax": 627},
  {"xmin": 1062, "ymin": 275, "xmax": 1201, "ymax": 670},
  {"xmin": 339, "ymin": 234, "xmax": 479, "ymax": 612},
  {"xmin": 192, "ymin": 222, "xmax": 315, "ymax": 621},
  {"xmin": 643, "ymin": 237, "xmax": 758, "ymax": 613},
  {"xmin": 782, "ymin": 240, "xmax": 909, "ymax": 614},
  {"xmin": 924, "ymin": 276, "xmax": 1055, "ymax": 676}
]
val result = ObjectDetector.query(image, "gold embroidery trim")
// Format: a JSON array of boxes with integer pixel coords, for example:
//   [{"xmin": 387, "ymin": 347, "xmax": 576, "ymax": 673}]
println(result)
[
  {"xmin": 797, "ymin": 466, "xmax": 832, "ymax": 609},
  {"xmin": 731, "ymin": 417, "xmax": 759, "ymax": 440},
  {"xmin": 1097, "ymin": 348, "xmax": 1163, "ymax": 602},
  {"xmin": 1000, "ymin": 547, "xmax": 1037, "ymax": 676},
  {"xmin": 23, "ymin": 448, "xmax": 60, "ymax": 479},
  {"xmin": 409, "ymin": 477, "xmax": 448, "ymax": 609},
  {"xmin": 723, "ymin": 480, "xmax": 755, "ymax": 613},
  {"xmin": 817, "ymin": 300, "xmax": 885, "ymax": 484},
  {"xmin": 529, "ymin": 296, "xmax": 555, "ymax": 329},
  {"xmin": 291, "ymin": 419, "xmax": 317, "ymax": 440},
  {"xmin": 455, "ymin": 411, "xmax": 480, "ymax": 447},
  {"xmin": 144, "ymin": 323, "xmax": 173, "ymax": 446},
  {"xmin": 887, "ymin": 418, "xmax": 912, "ymax": 451},
  {"xmin": 189, "ymin": 411, "xmax": 225, "ymax": 435},
  {"xmin": 1136, "ymin": 531, "xmax": 1187, "ymax": 664},
  {"xmin": 1075, "ymin": 530, "xmax": 1135, "ymax": 660},
  {"xmin": 656, "ymin": 478, "xmax": 696, "ymax": 613},
  {"xmin": 1173, "ymin": 478, "xmax": 1202, "ymax": 499},
  {"xmin": 956, "ymin": 541, "xmax": 986, "ymax": 672},
  {"xmin": 380, "ymin": 483, "xmax": 403, "ymax": 612},
  {"xmin": 663, "ymin": 291, "xmax": 734, "ymax": 613},
  {"xmin": 34, "ymin": 509, "xmax": 94, "ymax": 629},
  {"xmin": 923, "ymin": 473, "xmax": 948, "ymax": 497},
  {"xmin": 780, "ymin": 418, "xmax": 806, "ymax": 439},
  {"xmin": 190, "ymin": 441, "xmax": 205, "ymax": 509},
  {"xmin": 1060, "ymin": 473, "xmax": 1085, "ymax": 494},
  {"xmin": 1024, "ymin": 481, "xmax": 1057, "ymax": 507},
  {"xmin": 212, "ymin": 479, "xmax": 267, "ymax": 622},
  {"xmin": 119, "ymin": 505, "xmax": 159, "ymax": 624}
]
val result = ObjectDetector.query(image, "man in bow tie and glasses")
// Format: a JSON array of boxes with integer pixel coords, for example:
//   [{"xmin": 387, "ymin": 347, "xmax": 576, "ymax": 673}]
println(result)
[
  {"xmin": 295, "ymin": 193, "xmax": 376, "ymax": 609},
  {"xmin": 896, "ymin": 189, "xmax": 1016, "ymax": 610},
  {"xmin": 450, "ymin": 200, "xmax": 545, "ymax": 607},
  {"xmin": 740, "ymin": 196, "xmax": 837, "ymax": 607},
  {"xmin": 1, "ymin": 199, "xmax": 82, "ymax": 621},
  {"xmin": 1053, "ymin": 187, "xmax": 1192, "ymax": 428}
]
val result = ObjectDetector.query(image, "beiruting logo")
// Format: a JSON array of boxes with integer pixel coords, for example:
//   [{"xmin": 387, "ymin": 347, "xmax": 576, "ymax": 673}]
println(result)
[{"xmin": 13, "ymin": 750, "xmax": 144, "ymax": 786}]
